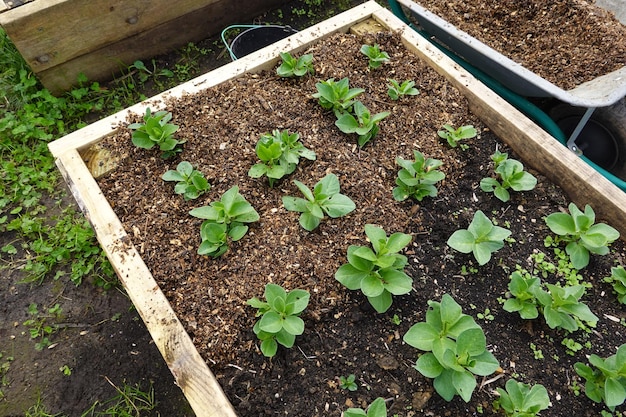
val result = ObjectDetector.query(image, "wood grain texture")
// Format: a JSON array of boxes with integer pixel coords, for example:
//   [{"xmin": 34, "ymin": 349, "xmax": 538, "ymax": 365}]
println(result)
[
  {"xmin": 53, "ymin": 149, "xmax": 238, "ymax": 417},
  {"xmin": 0, "ymin": 0, "xmax": 286, "ymax": 93}
]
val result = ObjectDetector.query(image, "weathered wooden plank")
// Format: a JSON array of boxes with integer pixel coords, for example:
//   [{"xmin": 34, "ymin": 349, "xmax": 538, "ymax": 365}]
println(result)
[
  {"xmin": 0, "ymin": 0, "xmax": 286, "ymax": 92},
  {"xmin": 371, "ymin": 7, "xmax": 626, "ymax": 235},
  {"xmin": 0, "ymin": 0, "xmax": 224, "ymax": 71},
  {"xmin": 53, "ymin": 149, "xmax": 238, "ymax": 417}
]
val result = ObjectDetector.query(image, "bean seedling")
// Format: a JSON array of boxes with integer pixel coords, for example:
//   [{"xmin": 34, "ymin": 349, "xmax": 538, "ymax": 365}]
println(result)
[
  {"xmin": 189, "ymin": 186, "xmax": 259, "ymax": 257},
  {"xmin": 575, "ymin": 343, "xmax": 626, "ymax": 411},
  {"xmin": 493, "ymin": 379, "xmax": 550, "ymax": 417},
  {"xmin": 343, "ymin": 397, "xmax": 388, "ymax": 417},
  {"xmin": 248, "ymin": 129, "xmax": 316, "ymax": 187},
  {"xmin": 335, "ymin": 224, "xmax": 413, "ymax": 313},
  {"xmin": 403, "ymin": 294, "xmax": 500, "ymax": 402},
  {"xmin": 247, "ymin": 283, "xmax": 310, "ymax": 357},
  {"xmin": 480, "ymin": 151, "xmax": 537, "ymax": 202},
  {"xmin": 128, "ymin": 108, "xmax": 185, "ymax": 158},
  {"xmin": 437, "ymin": 124, "xmax": 476, "ymax": 150},
  {"xmin": 276, "ymin": 52, "xmax": 314, "ymax": 77},
  {"xmin": 162, "ymin": 161, "xmax": 209, "ymax": 200},
  {"xmin": 335, "ymin": 100, "xmax": 390, "ymax": 147},
  {"xmin": 447, "ymin": 210, "xmax": 511, "ymax": 266},
  {"xmin": 313, "ymin": 77, "xmax": 364, "ymax": 118},
  {"xmin": 387, "ymin": 79, "xmax": 419, "ymax": 100},
  {"xmin": 393, "ymin": 150, "xmax": 445, "ymax": 202},
  {"xmin": 282, "ymin": 173, "xmax": 355, "ymax": 231},
  {"xmin": 503, "ymin": 270, "xmax": 598, "ymax": 332},
  {"xmin": 604, "ymin": 265, "xmax": 626, "ymax": 304},
  {"xmin": 544, "ymin": 203, "xmax": 620, "ymax": 269},
  {"xmin": 360, "ymin": 44, "xmax": 390, "ymax": 69}
]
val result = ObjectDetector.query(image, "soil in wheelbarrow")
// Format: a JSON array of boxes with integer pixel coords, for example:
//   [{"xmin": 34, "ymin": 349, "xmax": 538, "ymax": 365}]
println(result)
[
  {"xmin": 405, "ymin": 0, "xmax": 626, "ymax": 91},
  {"xmin": 96, "ymin": 31, "xmax": 626, "ymax": 417}
]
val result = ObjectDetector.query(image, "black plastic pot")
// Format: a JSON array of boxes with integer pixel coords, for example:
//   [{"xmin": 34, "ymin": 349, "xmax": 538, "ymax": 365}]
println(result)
[{"xmin": 225, "ymin": 25, "xmax": 298, "ymax": 60}]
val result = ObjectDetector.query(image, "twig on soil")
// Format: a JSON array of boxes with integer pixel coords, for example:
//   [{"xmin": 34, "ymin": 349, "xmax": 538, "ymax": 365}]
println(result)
[{"xmin": 297, "ymin": 345, "xmax": 317, "ymax": 360}]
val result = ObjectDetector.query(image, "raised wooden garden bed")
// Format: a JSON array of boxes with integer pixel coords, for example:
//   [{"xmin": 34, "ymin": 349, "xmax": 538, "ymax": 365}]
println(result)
[
  {"xmin": 0, "ymin": 0, "xmax": 286, "ymax": 93},
  {"xmin": 48, "ymin": 2, "xmax": 626, "ymax": 416}
]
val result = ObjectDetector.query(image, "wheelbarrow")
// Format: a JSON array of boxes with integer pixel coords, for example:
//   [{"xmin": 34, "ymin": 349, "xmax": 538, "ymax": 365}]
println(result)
[{"xmin": 388, "ymin": 0, "xmax": 626, "ymax": 191}]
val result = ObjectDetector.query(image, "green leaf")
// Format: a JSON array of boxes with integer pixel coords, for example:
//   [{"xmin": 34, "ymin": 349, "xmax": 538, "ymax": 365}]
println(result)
[
  {"xmin": 379, "ymin": 269, "xmax": 412, "ymax": 295},
  {"xmin": 452, "ymin": 369, "xmax": 477, "ymax": 402},
  {"xmin": 282, "ymin": 196, "xmax": 308, "ymax": 213},
  {"xmin": 456, "ymin": 328, "xmax": 486, "ymax": 357},
  {"xmin": 447, "ymin": 230, "xmax": 475, "ymax": 254},
  {"xmin": 367, "ymin": 291, "xmax": 393, "ymax": 313},
  {"xmin": 260, "ymin": 338, "xmax": 278, "ymax": 357},
  {"xmin": 299, "ymin": 212, "xmax": 321, "ymax": 231},
  {"xmin": 361, "ymin": 274, "xmax": 385, "ymax": 297},
  {"xmin": 366, "ymin": 397, "xmax": 387, "ymax": 417},
  {"xmin": 248, "ymin": 163, "xmax": 269, "ymax": 178},
  {"xmin": 323, "ymin": 193, "xmax": 356, "ymax": 218},
  {"xmin": 545, "ymin": 212, "xmax": 576, "ymax": 235},
  {"xmin": 433, "ymin": 370, "xmax": 457, "ymax": 401},
  {"xmin": 335, "ymin": 264, "xmax": 369, "ymax": 291},
  {"xmin": 286, "ymin": 290, "xmax": 310, "ymax": 314},
  {"xmin": 282, "ymin": 315, "xmax": 305, "ymax": 336},
  {"xmin": 415, "ymin": 352, "xmax": 444, "ymax": 378},
  {"xmin": 258, "ymin": 311, "xmax": 283, "ymax": 333},
  {"xmin": 404, "ymin": 322, "xmax": 439, "ymax": 351}
]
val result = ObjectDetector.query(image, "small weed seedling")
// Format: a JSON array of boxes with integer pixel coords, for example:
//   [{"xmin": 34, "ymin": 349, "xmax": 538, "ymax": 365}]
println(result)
[
  {"xmin": 447, "ymin": 210, "xmax": 511, "ymax": 266},
  {"xmin": 81, "ymin": 379, "xmax": 157, "ymax": 416},
  {"xmin": 343, "ymin": 397, "xmax": 388, "ymax": 417},
  {"xmin": 575, "ymin": 343, "xmax": 626, "ymax": 411},
  {"xmin": 276, "ymin": 52, "xmax": 314, "ymax": 77},
  {"xmin": 438, "ymin": 124, "xmax": 476, "ymax": 150},
  {"xmin": 480, "ymin": 151, "xmax": 537, "ymax": 202},
  {"xmin": 393, "ymin": 150, "xmax": 445, "ymax": 202},
  {"xmin": 128, "ymin": 108, "xmax": 185, "ymax": 158},
  {"xmin": 248, "ymin": 129, "xmax": 316, "ymax": 187},
  {"xmin": 545, "ymin": 203, "xmax": 619, "ymax": 270},
  {"xmin": 360, "ymin": 44, "xmax": 390, "ymax": 69},
  {"xmin": 339, "ymin": 374, "xmax": 358, "ymax": 391},
  {"xmin": 189, "ymin": 186, "xmax": 259, "ymax": 257},
  {"xmin": 282, "ymin": 173, "xmax": 355, "ymax": 231},
  {"xmin": 335, "ymin": 224, "xmax": 413, "ymax": 313},
  {"xmin": 562, "ymin": 337, "xmax": 584, "ymax": 355},
  {"xmin": 312, "ymin": 77, "xmax": 365, "ymax": 118},
  {"xmin": 23, "ymin": 303, "xmax": 63, "ymax": 351},
  {"xmin": 247, "ymin": 283, "xmax": 310, "ymax": 357},
  {"xmin": 335, "ymin": 101, "xmax": 390, "ymax": 147},
  {"xmin": 403, "ymin": 294, "xmax": 500, "ymax": 402},
  {"xmin": 604, "ymin": 265, "xmax": 626, "ymax": 304},
  {"xmin": 493, "ymin": 379, "xmax": 550, "ymax": 417},
  {"xmin": 162, "ymin": 161, "xmax": 209, "ymax": 200},
  {"xmin": 387, "ymin": 79, "xmax": 419, "ymax": 100}
]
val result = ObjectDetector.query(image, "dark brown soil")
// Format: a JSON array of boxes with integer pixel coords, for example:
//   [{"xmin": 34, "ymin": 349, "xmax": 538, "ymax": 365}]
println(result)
[
  {"xmin": 406, "ymin": 0, "xmax": 626, "ymax": 90},
  {"xmin": 97, "ymin": 30, "xmax": 626, "ymax": 417}
]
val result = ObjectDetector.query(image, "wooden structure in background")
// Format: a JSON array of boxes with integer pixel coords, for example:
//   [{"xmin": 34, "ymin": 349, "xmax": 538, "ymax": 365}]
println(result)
[
  {"xmin": 48, "ymin": 2, "xmax": 626, "ymax": 415},
  {"xmin": 0, "ymin": 0, "xmax": 286, "ymax": 93}
]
